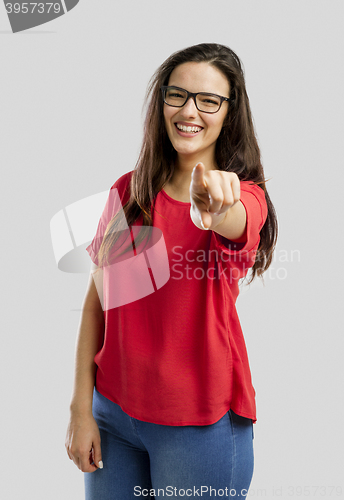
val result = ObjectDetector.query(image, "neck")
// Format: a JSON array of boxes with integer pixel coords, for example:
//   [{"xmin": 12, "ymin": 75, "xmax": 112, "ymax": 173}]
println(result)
[{"xmin": 170, "ymin": 152, "xmax": 217, "ymax": 190}]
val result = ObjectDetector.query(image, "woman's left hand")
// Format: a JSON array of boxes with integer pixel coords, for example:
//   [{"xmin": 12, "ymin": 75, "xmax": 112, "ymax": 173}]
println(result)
[{"xmin": 189, "ymin": 162, "xmax": 240, "ymax": 230}]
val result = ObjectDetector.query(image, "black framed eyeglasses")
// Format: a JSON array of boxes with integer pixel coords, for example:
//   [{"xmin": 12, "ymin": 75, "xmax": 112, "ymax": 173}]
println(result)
[{"xmin": 161, "ymin": 85, "xmax": 230, "ymax": 114}]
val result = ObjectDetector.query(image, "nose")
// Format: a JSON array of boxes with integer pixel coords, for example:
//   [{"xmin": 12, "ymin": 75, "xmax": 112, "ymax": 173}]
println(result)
[{"xmin": 180, "ymin": 96, "xmax": 198, "ymax": 117}]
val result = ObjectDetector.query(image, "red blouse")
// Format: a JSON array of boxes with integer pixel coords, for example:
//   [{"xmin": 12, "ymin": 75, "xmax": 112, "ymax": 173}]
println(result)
[{"xmin": 86, "ymin": 170, "xmax": 268, "ymax": 426}]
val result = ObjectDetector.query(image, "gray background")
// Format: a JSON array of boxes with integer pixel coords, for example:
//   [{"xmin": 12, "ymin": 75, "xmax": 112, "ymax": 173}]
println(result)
[{"xmin": 1, "ymin": 1, "xmax": 343, "ymax": 498}]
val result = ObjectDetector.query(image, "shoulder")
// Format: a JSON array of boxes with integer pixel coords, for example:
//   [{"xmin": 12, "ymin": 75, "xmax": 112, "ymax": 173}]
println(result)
[
  {"xmin": 240, "ymin": 180, "xmax": 265, "ymax": 198},
  {"xmin": 109, "ymin": 170, "xmax": 134, "ymax": 205},
  {"xmin": 110, "ymin": 170, "xmax": 134, "ymax": 192},
  {"xmin": 239, "ymin": 180, "xmax": 267, "ymax": 205},
  {"xmin": 239, "ymin": 181, "xmax": 268, "ymax": 228}
]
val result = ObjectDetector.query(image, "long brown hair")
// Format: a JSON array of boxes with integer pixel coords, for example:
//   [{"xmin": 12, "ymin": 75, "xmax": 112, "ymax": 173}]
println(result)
[{"xmin": 97, "ymin": 43, "xmax": 278, "ymax": 283}]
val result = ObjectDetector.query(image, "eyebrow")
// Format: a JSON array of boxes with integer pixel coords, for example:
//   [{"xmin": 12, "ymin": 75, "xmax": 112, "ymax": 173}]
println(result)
[{"xmin": 167, "ymin": 85, "xmax": 230, "ymax": 98}]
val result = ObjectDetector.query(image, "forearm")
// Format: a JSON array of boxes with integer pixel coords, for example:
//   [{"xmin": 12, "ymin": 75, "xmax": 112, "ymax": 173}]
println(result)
[{"xmin": 69, "ymin": 308, "xmax": 105, "ymax": 415}]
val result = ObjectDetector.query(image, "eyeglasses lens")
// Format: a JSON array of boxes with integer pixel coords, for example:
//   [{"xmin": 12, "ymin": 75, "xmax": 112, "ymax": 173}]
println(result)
[{"xmin": 164, "ymin": 87, "xmax": 221, "ymax": 113}]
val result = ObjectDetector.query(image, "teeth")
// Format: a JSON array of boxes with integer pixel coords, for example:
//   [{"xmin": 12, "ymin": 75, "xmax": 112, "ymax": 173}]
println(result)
[{"xmin": 176, "ymin": 124, "xmax": 202, "ymax": 133}]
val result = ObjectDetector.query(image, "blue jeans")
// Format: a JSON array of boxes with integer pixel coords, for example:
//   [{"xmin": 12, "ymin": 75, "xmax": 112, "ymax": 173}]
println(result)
[{"xmin": 84, "ymin": 388, "xmax": 254, "ymax": 499}]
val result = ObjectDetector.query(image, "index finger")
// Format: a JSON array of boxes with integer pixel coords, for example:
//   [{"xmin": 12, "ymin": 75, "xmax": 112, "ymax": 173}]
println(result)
[
  {"xmin": 192, "ymin": 163, "xmax": 208, "ymax": 190},
  {"xmin": 77, "ymin": 450, "xmax": 98, "ymax": 473}
]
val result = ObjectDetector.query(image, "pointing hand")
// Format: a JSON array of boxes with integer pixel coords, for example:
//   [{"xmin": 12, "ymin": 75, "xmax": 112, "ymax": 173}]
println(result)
[{"xmin": 189, "ymin": 162, "xmax": 240, "ymax": 230}]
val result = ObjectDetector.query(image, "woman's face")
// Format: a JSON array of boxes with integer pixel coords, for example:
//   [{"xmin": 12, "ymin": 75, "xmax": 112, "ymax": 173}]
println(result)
[{"xmin": 163, "ymin": 61, "xmax": 230, "ymax": 167}]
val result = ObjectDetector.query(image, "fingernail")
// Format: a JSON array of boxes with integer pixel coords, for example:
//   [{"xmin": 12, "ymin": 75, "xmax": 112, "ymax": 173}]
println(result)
[
  {"xmin": 200, "ymin": 220, "xmax": 209, "ymax": 230},
  {"xmin": 98, "ymin": 461, "xmax": 103, "ymax": 469}
]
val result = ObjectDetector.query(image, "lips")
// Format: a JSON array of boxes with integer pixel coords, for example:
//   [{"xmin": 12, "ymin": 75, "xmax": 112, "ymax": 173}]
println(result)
[{"xmin": 175, "ymin": 122, "xmax": 204, "ymax": 134}]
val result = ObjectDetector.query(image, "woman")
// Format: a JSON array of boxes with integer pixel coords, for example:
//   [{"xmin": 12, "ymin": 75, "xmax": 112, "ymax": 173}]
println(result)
[{"xmin": 65, "ymin": 43, "xmax": 278, "ymax": 499}]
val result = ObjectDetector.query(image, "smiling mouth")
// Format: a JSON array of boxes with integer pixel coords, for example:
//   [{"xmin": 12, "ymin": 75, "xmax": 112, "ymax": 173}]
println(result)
[{"xmin": 175, "ymin": 123, "xmax": 203, "ymax": 133}]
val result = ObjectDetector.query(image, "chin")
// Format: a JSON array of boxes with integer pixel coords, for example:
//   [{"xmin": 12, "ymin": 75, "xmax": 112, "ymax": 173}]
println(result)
[
  {"xmin": 171, "ymin": 140, "xmax": 201, "ymax": 155},
  {"xmin": 174, "ymin": 147, "xmax": 200, "ymax": 157}
]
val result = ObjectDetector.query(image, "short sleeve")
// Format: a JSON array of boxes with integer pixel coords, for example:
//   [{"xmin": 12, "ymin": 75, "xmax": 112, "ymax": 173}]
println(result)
[
  {"xmin": 86, "ymin": 171, "xmax": 132, "ymax": 266},
  {"xmin": 213, "ymin": 181, "xmax": 268, "ymax": 270}
]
